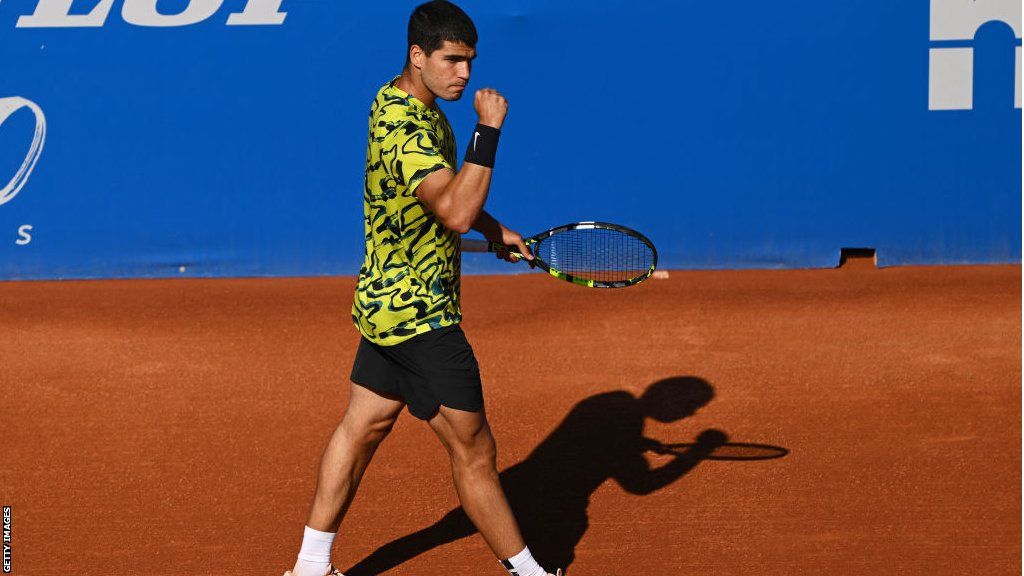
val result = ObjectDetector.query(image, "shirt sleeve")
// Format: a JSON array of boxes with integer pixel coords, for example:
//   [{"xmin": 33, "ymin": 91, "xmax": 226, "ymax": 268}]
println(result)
[{"xmin": 386, "ymin": 121, "xmax": 453, "ymax": 196}]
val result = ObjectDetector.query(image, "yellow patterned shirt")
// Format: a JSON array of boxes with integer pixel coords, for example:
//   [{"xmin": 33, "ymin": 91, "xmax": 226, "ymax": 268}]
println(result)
[{"xmin": 352, "ymin": 77, "xmax": 461, "ymax": 345}]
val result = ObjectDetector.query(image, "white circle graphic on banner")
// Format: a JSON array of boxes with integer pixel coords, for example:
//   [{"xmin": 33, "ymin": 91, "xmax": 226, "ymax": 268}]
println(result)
[{"xmin": 0, "ymin": 96, "xmax": 47, "ymax": 207}]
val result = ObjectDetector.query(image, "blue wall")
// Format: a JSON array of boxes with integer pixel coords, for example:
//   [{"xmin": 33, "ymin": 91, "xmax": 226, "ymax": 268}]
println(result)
[{"xmin": 0, "ymin": 0, "xmax": 1020, "ymax": 280}]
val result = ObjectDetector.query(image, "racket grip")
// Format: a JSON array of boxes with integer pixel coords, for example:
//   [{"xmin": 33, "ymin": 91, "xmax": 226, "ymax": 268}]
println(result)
[
  {"xmin": 460, "ymin": 238, "xmax": 493, "ymax": 253},
  {"xmin": 460, "ymin": 238, "xmax": 521, "ymax": 256}
]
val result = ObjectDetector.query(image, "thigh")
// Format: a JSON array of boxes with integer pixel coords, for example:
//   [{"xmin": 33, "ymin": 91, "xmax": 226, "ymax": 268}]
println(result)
[{"xmin": 344, "ymin": 380, "xmax": 406, "ymax": 432}]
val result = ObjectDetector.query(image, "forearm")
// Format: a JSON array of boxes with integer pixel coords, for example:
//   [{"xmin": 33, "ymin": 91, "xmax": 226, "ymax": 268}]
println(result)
[
  {"xmin": 466, "ymin": 206, "xmax": 534, "ymax": 263},
  {"xmin": 418, "ymin": 89, "xmax": 506, "ymax": 234},
  {"xmin": 470, "ymin": 210, "xmax": 502, "ymax": 240}
]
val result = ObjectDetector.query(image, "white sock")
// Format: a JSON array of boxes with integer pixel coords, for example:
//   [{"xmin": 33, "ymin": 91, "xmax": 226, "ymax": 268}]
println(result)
[
  {"xmin": 500, "ymin": 546, "xmax": 547, "ymax": 576},
  {"xmin": 294, "ymin": 525, "xmax": 335, "ymax": 576}
]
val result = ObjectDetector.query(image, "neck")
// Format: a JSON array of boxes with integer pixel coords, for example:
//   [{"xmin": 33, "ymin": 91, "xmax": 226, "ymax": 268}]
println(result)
[{"xmin": 396, "ymin": 67, "xmax": 436, "ymax": 108}]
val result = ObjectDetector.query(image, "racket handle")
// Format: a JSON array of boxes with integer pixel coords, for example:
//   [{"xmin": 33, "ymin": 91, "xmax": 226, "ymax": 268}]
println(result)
[
  {"xmin": 460, "ymin": 238, "xmax": 493, "ymax": 253},
  {"xmin": 460, "ymin": 238, "xmax": 522, "ymax": 257}
]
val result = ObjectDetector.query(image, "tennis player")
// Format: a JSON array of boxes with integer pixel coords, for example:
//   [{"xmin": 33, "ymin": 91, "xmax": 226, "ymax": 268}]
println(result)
[{"xmin": 285, "ymin": 2, "xmax": 558, "ymax": 576}]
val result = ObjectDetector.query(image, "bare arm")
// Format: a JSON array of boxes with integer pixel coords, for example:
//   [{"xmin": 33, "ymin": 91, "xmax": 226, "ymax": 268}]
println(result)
[
  {"xmin": 470, "ymin": 209, "xmax": 503, "ymax": 242},
  {"xmin": 470, "ymin": 210, "xmax": 534, "ymax": 264},
  {"xmin": 413, "ymin": 164, "xmax": 492, "ymax": 234},
  {"xmin": 414, "ymin": 88, "xmax": 508, "ymax": 234}
]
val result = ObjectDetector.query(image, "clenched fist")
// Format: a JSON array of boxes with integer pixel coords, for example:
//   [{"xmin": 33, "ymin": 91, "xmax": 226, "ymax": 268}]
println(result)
[{"xmin": 474, "ymin": 88, "xmax": 508, "ymax": 129}]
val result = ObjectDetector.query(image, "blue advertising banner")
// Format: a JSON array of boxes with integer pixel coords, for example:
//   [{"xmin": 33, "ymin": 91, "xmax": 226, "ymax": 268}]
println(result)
[{"xmin": 0, "ymin": 0, "xmax": 1020, "ymax": 279}]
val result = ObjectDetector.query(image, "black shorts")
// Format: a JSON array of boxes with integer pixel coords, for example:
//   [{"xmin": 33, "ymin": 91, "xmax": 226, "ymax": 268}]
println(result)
[{"xmin": 350, "ymin": 324, "xmax": 484, "ymax": 420}]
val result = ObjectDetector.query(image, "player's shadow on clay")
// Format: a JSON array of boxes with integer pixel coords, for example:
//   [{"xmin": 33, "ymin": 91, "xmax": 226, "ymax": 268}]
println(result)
[{"xmin": 346, "ymin": 376, "xmax": 778, "ymax": 575}]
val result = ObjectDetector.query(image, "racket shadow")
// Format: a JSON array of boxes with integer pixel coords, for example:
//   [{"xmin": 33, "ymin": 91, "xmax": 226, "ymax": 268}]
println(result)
[
  {"xmin": 344, "ymin": 376, "xmax": 777, "ymax": 575},
  {"xmin": 659, "ymin": 442, "xmax": 789, "ymax": 461}
]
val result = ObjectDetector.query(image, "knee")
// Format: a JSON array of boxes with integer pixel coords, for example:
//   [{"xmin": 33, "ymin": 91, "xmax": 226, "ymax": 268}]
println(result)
[{"xmin": 451, "ymin": 430, "xmax": 497, "ymax": 474}]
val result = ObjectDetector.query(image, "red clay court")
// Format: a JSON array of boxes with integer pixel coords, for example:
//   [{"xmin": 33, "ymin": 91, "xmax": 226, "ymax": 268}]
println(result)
[{"xmin": 1, "ymin": 263, "xmax": 1020, "ymax": 575}]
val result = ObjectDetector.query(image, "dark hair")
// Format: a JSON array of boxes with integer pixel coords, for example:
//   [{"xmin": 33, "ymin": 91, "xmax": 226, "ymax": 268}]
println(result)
[{"xmin": 407, "ymin": 0, "xmax": 477, "ymax": 62}]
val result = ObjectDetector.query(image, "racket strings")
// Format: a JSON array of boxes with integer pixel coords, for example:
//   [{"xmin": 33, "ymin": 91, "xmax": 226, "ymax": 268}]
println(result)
[{"xmin": 535, "ymin": 227, "xmax": 654, "ymax": 283}]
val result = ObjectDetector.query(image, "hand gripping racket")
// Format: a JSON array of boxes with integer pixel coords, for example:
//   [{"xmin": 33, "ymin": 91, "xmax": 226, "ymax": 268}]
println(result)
[{"xmin": 461, "ymin": 222, "xmax": 658, "ymax": 288}]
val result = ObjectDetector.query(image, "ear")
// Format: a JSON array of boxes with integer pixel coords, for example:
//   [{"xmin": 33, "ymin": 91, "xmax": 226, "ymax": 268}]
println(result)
[{"xmin": 409, "ymin": 44, "xmax": 425, "ymax": 70}]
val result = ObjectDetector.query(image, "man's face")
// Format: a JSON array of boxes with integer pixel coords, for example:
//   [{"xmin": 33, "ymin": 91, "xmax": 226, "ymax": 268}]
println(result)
[{"xmin": 414, "ymin": 40, "xmax": 476, "ymax": 101}]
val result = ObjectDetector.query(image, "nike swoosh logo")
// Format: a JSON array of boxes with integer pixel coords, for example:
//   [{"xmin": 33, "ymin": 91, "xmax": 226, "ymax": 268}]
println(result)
[{"xmin": 473, "ymin": 131, "xmax": 480, "ymax": 151}]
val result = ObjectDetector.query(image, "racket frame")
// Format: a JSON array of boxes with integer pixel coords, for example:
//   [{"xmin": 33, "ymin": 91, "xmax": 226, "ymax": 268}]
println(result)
[{"xmin": 463, "ymin": 221, "xmax": 658, "ymax": 288}]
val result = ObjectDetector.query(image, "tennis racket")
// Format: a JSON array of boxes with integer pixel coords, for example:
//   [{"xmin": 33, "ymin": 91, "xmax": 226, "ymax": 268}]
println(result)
[{"xmin": 461, "ymin": 221, "xmax": 658, "ymax": 288}]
